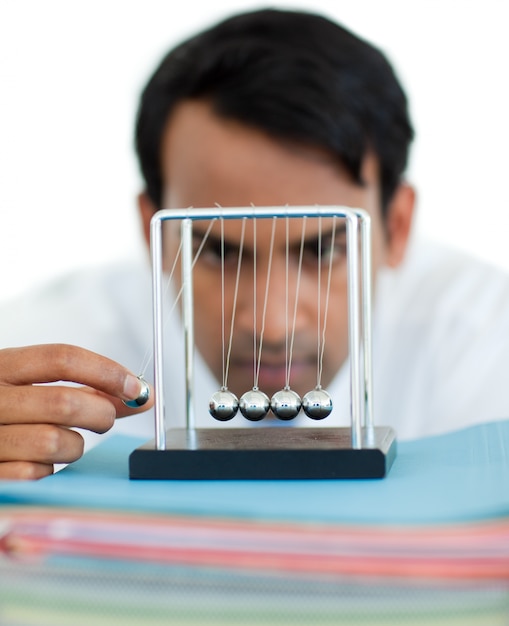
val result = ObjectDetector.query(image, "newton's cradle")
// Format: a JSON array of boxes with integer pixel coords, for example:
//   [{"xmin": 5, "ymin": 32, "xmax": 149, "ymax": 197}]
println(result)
[{"xmin": 129, "ymin": 206, "xmax": 396, "ymax": 480}]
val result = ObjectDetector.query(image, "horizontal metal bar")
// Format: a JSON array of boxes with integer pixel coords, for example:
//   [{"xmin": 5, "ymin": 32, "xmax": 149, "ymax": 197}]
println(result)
[{"xmin": 152, "ymin": 206, "xmax": 368, "ymax": 223}]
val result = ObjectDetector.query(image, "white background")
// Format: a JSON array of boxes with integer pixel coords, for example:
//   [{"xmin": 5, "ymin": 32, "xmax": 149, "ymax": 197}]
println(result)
[{"xmin": 1, "ymin": 0, "xmax": 508, "ymax": 302}]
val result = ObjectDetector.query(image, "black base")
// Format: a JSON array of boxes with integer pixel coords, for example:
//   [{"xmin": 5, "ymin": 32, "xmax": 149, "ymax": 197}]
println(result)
[{"xmin": 129, "ymin": 426, "xmax": 396, "ymax": 480}]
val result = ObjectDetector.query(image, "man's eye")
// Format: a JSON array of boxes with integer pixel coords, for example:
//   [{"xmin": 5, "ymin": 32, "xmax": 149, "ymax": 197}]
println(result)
[
  {"xmin": 194, "ymin": 238, "xmax": 240, "ymax": 267},
  {"xmin": 301, "ymin": 236, "xmax": 347, "ymax": 266}
]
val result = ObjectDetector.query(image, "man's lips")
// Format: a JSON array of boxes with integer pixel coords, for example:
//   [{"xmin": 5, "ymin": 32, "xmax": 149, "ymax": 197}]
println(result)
[
  {"xmin": 256, "ymin": 363, "xmax": 288, "ymax": 388},
  {"xmin": 231, "ymin": 357, "xmax": 315, "ymax": 390}
]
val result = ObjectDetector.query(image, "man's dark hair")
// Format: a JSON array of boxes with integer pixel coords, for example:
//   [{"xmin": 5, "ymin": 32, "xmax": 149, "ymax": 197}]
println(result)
[{"xmin": 135, "ymin": 8, "xmax": 414, "ymax": 216}]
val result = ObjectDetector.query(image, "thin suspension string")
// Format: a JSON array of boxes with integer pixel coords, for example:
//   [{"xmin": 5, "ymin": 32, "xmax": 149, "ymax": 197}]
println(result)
[
  {"xmin": 220, "ymin": 217, "xmax": 226, "ymax": 388},
  {"xmin": 316, "ymin": 216, "xmax": 322, "ymax": 386},
  {"xmin": 138, "ymin": 236, "xmax": 182, "ymax": 377},
  {"xmin": 223, "ymin": 217, "xmax": 246, "ymax": 389},
  {"xmin": 254, "ymin": 216, "xmax": 277, "ymax": 389},
  {"xmin": 139, "ymin": 218, "xmax": 216, "ymax": 379},
  {"xmin": 284, "ymin": 217, "xmax": 289, "ymax": 387},
  {"xmin": 317, "ymin": 216, "xmax": 337, "ymax": 388},
  {"xmin": 252, "ymin": 218, "xmax": 258, "ymax": 388},
  {"xmin": 286, "ymin": 216, "xmax": 307, "ymax": 389}
]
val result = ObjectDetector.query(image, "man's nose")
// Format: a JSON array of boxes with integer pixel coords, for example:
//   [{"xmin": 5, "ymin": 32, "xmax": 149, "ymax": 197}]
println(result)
[{"xmin": 235, "ymin": 256, "xmax": 306, "ymax": 346}]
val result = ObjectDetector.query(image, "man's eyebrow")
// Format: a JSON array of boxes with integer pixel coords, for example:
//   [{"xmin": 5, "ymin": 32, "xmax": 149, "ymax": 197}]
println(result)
[
  {"xmin": 192, "ymin": 228, "xmax": 216, "ymax": 241},
  {"xmin": 192, "ymin": 228, "xmax": 242, "ymax": 251},
  {"xmin": 192, "ymin": 221, "xmax": 347, "ymax": 248},
  {"xmin": 296, "ymin": 223, "xmax": 347, "ymax": 245},
  {"xmin": 313, "ymin": 223, "xmax": 346, "ymax": 238}
]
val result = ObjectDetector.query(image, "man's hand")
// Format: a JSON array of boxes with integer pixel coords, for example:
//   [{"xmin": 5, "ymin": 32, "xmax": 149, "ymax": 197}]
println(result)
[{"xmin": 0, "ymin": 344, "xmax": 153, "ymax": 480}]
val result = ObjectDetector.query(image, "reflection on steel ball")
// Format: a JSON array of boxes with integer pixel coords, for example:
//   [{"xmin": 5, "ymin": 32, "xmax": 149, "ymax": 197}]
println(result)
[
  {"xmin": 239, "ymin": 388, "xmax": 270, "ymax": 421},
  {"xmin": 270, "ymin": 388, "xmax": 302, "ymax": 420},
  {"xmin": 122, "ymin": 376, "xmax": 150, "ymax": 408},
  {"xmin": 302, "ymin": 388, "xmax": 333, "ymax": 420},
  {"xmin": 209, "ymin": 388, "xmax": 239, "ymax": 421}
]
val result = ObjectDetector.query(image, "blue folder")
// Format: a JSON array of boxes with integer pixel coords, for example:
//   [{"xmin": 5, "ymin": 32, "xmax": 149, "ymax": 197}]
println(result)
[{"xmin": 1, "ymin": 420, "xmax": 508, "ymax": 525}]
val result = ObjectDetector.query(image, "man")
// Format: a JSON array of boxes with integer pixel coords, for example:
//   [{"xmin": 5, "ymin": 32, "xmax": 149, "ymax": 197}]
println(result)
[{"xmin": 1, "ymin": 8, "xmax": 509, "ymax": 480}]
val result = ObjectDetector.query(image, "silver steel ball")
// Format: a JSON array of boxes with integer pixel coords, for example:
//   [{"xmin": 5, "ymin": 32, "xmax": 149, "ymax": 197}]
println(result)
[
  {"xmin": 239, "ymin": 389, "xmax": 270, "ymax": 421},
  {"xmin": 270, "ymin": 388, "xmax": 302, "ymax": 421},
  {"xmin": 123, "ymin": 376, "xmax": 150, "ymax": 408},
  {"xmin": 302, "ymin": 388, "xmax": 333, "ymax": 420},
  {"xmin": 209, "ymin": 389, "xmax": 239, "ymax": 421}
]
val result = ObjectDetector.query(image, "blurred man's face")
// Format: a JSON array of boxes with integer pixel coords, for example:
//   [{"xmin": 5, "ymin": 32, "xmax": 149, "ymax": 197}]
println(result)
[{"xmin": 148, "ymin": 100, "xmax": 412, "ymax": 399}]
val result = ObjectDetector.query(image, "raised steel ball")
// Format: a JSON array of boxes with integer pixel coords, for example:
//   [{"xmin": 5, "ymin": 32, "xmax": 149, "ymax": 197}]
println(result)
[
  {"xmin": 302, "ymin": 388, "xmax": 333, "ymax": 420},
  {"xmin": 209, "ymin": 389, "xmax": 239, "ymax": 421},
  {"xmin": 239, "ymin": 388, "xmax": 270, "ymax": 421},
  {"xmin": 270, "ymin": 388, "xmax": 302, "ymax": 420},
  {"xmin": 123, "ymin": 376, "xmax": 150, "ymax": 408}
]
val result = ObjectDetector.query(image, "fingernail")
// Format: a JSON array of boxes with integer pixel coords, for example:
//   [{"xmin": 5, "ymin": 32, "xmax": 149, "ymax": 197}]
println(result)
[
  {"xmin": 123, "ymin": 375, "xmax": 150, "ymax": 408},
  {"xmin": 124, "ymin": 374, "xmax": 142, "ymax": 400}
]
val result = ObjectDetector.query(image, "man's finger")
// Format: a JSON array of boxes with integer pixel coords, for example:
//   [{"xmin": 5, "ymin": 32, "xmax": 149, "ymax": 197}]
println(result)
[
  {"xmin": 0, "ymin": 461, "xmax": 54, "ymax": 480},
  {"xmin": 0, "ymin": 424, "xmax": 84, "ymax": 464},
  {"xmin": 0, "ymin": 385, "xmax": 116, "ymax": 433},
  {"xmin": 0, "ymin": 344, "xmax": 146, "ymax": 403}
]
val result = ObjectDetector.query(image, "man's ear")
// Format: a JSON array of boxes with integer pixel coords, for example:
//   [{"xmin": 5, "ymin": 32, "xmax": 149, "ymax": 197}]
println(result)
[
  {"xmin": 384, "ymin": 183, "xmax": 416, "ymax": 267},
  {"xmin": 137, "ymin": 191, "xmax": 158, "ymax": 248}
]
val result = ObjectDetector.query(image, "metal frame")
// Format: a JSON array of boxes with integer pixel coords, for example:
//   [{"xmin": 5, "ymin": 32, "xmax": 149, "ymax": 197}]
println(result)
[{"xmin": 150, "ymin": 206, "xmax": 374, "ymax": 451}]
